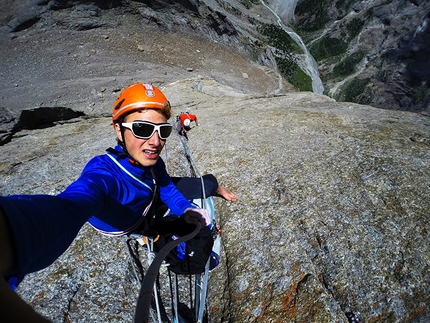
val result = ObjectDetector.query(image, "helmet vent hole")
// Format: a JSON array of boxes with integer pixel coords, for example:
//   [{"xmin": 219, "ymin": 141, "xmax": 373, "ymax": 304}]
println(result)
[{"xmin": 114, "ymin": 98, "xmax": 125, "ymax": 111}]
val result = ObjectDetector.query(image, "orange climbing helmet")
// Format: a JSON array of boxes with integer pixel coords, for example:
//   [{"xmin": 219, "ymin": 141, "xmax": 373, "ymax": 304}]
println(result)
[{"xmin": 112, "ymin": 83, "xmax": 171, "ymax": 124}]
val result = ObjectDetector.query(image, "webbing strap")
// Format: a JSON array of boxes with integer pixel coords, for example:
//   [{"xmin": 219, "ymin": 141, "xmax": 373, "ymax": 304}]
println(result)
[
  {"xmin": 134, "ymin": 222, "xmax": 202, "ymax": 323},
  {"xmin": 90, "ymin": 154, "xmax": 157, "ymax": 236},
  {"xmin": 106, "ymin": 153, "xmax": 154, "ymax": 192},
  {"xmin": 177, "ymin": 131, "xmax": 208, "ymax": 207}
]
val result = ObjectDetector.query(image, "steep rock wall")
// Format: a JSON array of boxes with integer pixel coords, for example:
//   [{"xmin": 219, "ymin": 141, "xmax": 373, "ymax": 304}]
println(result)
[{"xmin": 1, "ymin": 79, "xmax": 429, "ymax": 322}]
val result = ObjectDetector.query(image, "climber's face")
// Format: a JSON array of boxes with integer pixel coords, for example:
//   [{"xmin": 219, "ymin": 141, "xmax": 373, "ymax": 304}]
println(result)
[{"xmin": 115, "ymin": 109, "xmax": 172, "ymax": 167}]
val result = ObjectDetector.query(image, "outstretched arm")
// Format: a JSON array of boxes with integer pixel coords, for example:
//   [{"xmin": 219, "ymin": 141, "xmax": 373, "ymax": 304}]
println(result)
[{"xmin": 0, "ymin": 209, "xmax": 51, "ymax": 322}]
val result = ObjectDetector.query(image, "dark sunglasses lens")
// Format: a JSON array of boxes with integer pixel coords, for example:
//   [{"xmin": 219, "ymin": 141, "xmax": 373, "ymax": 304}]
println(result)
[
  {"xmin": 159, "ymin": 125, "xmax": 173, "ymax": 139},
  {"xmin": 132, "ymin": 123, "xmax": 155, "ymax": 138}
]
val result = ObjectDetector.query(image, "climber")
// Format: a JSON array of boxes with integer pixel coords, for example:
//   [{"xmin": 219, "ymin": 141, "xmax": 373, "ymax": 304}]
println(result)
[
  {"xmin": 178, "ymin": 111, "xmax": 198, "ymax": 138},
  {"xmin": 0, "ymin": 83, "xmax": 237, "ymax": 322}
]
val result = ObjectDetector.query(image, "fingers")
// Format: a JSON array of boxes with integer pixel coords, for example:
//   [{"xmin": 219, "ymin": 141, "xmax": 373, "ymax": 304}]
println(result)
[
  {"xmin": 183, "ymin": 213, "xmax": 198, "ymax": 225},
  {"xmin": 183, "ymin": 208, "xmax": 211, "ymax": 227}
]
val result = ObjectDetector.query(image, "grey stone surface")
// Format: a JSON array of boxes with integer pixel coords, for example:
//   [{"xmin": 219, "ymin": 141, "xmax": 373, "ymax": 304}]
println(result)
[
  {"xmin": 1, "ymin": 79, "xmax": 429, "ymax": 322},
  {"xmin": 0, "ymin": 1, "xmax": 429, "ymax": 322}
]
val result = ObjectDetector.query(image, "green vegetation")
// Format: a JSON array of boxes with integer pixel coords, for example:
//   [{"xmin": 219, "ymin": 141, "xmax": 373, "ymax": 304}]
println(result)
[
  {"xmin": 412, "ymin": 84, "xmax": 429, "ymax": 104},
  {"xmin": 335, "ymin": 0, "xmax": 355, "ymax": 11},
  {"xmin": 346, "ymin": 17, "xmax": 365, "ymax": 40},
  {"xmin": 332, "ymin": 51, "xmax": 365, "ymax": 78},
  {"xmin": 247, "ymin": 15, "xmax": 258, "ymax": 25},
  {"xmin": 224, "ymin": 3, "xmax": 242, "ymax": 16},
  {"xmin": 397, "ymin": 1, "xmax": 408, "ymax": 10},
  {"xmin": 256, "ymin": 22, "xmax": 311, "ymax": 91},
  {"xmin": 215, "ymin": 0, "xmax": 242, "ymax": 16},
  {"xmin": 295, "ymin": 0, "xmax": 330, "ymax": 32},
  {"xmin": 240, "ymin": 0, "xmax": 259, "ymax": 10},
  {"xmin": 309, "ymin": 35, "xmax": 348, "ymax": 61},
  {"xmin": 257, "ymin": 23, "xmax": 300, "ymax": 53},
  {"xmin": 276, "ymin": 56, "xmax": 313, "ymax": 91},
  {"xmin": 365, "ymin": 7, "xmax": 373, "ymax": 19},
  {"xmin": 249, "ymin": 42, "xmax": 263, "ymax": 61},
  {"xmin": 336, "ymin": 77, "xmax": 373, "ymax": 104}
]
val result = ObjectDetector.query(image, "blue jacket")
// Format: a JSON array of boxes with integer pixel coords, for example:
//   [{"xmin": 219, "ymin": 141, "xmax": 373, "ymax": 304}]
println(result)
[
  {"xmin": 61, "ymin": 146, "xmax": 193, "ymax": 234},
  {"xmin": 0, "ymin": 145, "xmax": 193, "ymax": 287}
]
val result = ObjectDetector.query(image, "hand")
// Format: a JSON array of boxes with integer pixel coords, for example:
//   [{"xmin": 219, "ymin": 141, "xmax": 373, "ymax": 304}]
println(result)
[{"xmin": 183, "ymin": 208, "xmax": 211, "ymax": 227}]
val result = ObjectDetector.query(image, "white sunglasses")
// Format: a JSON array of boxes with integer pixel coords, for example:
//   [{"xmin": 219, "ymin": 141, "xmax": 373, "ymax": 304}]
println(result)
[{"xmin": 121, "ymin": 121, "xmax": 173, "ymax": 140}]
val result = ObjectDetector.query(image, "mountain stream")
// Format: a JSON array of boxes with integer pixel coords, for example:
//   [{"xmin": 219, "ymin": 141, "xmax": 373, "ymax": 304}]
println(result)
[{"xmin": 260, "ymin": 0, "xmax": 324, "ymax": 94}]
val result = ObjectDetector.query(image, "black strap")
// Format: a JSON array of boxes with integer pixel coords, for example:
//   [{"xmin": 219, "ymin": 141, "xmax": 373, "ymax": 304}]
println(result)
[
  {"xmin": 106, "ymin": 147, "xmax": 130, "ymax": 159},
  {"xmin": 143, "ymin": 169, "xmax": 159, "ymax": 234},
  {"xmin": 134, "ymin": 222, "xmax": 201, "ymax": 323},
  {"xmin": 107, "ymin": 146, "xmax": 159, "ymax": 235}
]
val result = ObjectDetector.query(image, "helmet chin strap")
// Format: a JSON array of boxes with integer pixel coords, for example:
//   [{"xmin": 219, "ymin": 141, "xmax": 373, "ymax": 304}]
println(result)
[{"xmin": 119, "ymin": 124, "xmax": 140, "ymax": 166}]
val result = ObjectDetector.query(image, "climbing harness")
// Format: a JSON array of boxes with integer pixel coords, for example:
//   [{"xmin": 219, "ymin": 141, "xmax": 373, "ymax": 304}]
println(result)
[
  {"xmin": 127, "ymin": 118, "xmax": 221, "ymax": 323},
  {"xmin": 134, "ymin": 223, "xmax": 202, "ymax": 323}
]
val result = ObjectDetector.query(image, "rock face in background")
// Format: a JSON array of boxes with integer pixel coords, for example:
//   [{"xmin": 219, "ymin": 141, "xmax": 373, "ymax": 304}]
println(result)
[
  {"xmin": 0, "ymin": 1, "xmax": 429, "ymax": 323},
  {"xmin": 0, "ymin": 0, "xmax": 286, "ymax": 144},
  {"xmin": 1, "ymin": 0, "xmax": 429, "ymax": 114},
  {"xmin": 293, "ymin": 0, "xmax": 430, "ymax": 114},
  {"xmin": 1, "ymin": 79, "xmax": 429, "ymax": 323}
]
